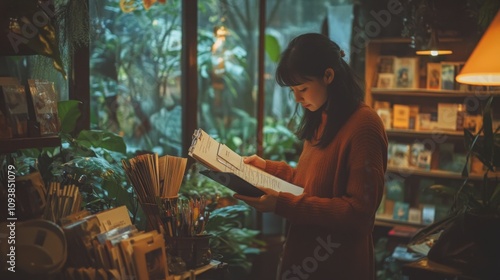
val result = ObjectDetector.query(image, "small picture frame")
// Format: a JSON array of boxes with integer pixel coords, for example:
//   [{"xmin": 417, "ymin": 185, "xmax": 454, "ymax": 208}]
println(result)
[{"xmin": 377, "ymin": 73, "xmax": 395, "ymax": 89}]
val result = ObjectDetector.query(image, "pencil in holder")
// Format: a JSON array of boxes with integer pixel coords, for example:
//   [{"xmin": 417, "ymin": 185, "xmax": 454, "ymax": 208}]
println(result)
[{"xmin": 140, "ymin": 202, "xmax": 162, "ymax": 232}]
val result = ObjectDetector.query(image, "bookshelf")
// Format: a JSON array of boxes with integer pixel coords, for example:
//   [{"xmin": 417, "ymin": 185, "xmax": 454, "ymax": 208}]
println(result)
[{"xmin": 365, "ymin": 37, "xmax": 498, "ymax": 228}]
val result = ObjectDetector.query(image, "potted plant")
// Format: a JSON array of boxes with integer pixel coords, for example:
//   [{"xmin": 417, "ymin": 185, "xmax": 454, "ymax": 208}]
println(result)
[{"xmin": 410, "ymin": 95, "xmax": 500, "ymax": 277}]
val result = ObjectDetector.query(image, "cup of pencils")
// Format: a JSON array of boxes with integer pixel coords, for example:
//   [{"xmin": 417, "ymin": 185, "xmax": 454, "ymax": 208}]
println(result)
[{"xmin": 163, "ymin": 197, "xmax": 212, "ymax": 271}]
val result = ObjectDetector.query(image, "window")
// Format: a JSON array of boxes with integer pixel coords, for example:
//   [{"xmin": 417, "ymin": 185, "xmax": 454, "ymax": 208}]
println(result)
[{"xmin": 89, "ymin": 0, "xmax": 183, "ymax": 155}]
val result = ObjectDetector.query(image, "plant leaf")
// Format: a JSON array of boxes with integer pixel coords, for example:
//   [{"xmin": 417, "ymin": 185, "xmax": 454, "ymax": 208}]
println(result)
[
  {"xmin": 76, "ymin": 130, "xmax": 127, "ymax": 154},
  {"xmin": 58, "ymin": 100, "xmax": 82, "ymax": 134},
  {"xmin": 265, "ymin": 34, "xmax": 281, "ymax": 63}
]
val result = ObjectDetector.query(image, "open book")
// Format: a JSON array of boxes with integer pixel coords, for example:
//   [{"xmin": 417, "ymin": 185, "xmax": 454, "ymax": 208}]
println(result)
[{"xmin": 188, "ymin": 128, "xmax": 303, "ymax": 197}]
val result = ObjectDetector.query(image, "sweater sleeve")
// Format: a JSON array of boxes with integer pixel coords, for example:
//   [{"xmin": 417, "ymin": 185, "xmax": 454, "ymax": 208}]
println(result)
[
  {"xmin": 275, "ymin": 114, "xmax": 388, "ymax": 236},
  {"xmin": 264, "ymin": 160, "xmax": 297, "ymax": 182}
]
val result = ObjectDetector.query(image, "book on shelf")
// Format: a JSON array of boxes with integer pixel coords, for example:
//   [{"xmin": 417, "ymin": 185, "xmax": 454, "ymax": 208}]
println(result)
[
  {"xmin": 394, "ymin": 57, "xmax": 419, "ymax": 89},
  {"xmin": 440, "ymin": 62, "xmax": 455, "ymax": 90},
  {"xmin": 376, "ymin": 108, "xmax": 392, "ymax": 130},
  {"xmin": 393, "ymin": 201, "xmax": 410, "ymax": 221},
  {"xmin": 388, "ymin": 142, "xmax": 410, "ymax": 168},
  {"xmin": 409, "ymin": 143, "xmax": 425, "ymax": 167},
  {"xmin": 377, "ymin": 56, "xmax": 396, "ymax": 74},
  {"xmin": 377, "ymin": 73, "xmax": 395, "ymax": 89},
  {"xmin": 417, "ymin": 113, "xmax": 432, "ymax": 130},
  {"xmin": 408, "ymin": 105, "xmax": 419, "ymax": 130},
  {"xmin": 385, "ymin": 177, "xmax": 405, "ymax": 202},
  {"xmin": 188, "ymin": 128, "xmax": 303, "ymax": 196},
  {"xmin": 408, "ymin": 208, "xmax": 422, "ymax": 224},
  {"xmin": 440, "ymin": 61, "xmax": 465, "ymax": 91},
  {"xmin": 437, "ymin": 103, "xmax": 459, "ymax": 131},
  {"xmin": 392, "ymin": 104, "xmax": 410, "ymax": 129},
  {"xmin": 463, "ymin": 114, "xmax": 483, "ymax": 134},
  {"xmin": 375, "ymin": 55, "xmax": 396, "ymax": 88},
  {"xmin": 426, "ymin": 62, "xmax": 441, "ymax": 90},
  {"xmin": 416, "ymin": 150, "xmax": 432, "ymax": 170}
]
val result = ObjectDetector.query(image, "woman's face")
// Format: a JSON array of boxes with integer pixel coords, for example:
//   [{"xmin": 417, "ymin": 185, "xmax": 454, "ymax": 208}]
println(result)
[{"xmin": 290, "ymin": 68, "xmax": 334, "ymax": 112}]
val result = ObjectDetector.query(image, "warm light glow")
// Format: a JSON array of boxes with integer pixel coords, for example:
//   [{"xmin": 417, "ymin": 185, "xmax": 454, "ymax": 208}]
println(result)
[
  {"xmin": 416, "ymin": 28, "xmax": 453, "ymax": 56},
  {"xmin": 415, "ymin": 49, "xmax": 453, "ymax": 56},
  {"xmin": 456, "ymin": 10, "xmax": 500, "ymax": 86}
]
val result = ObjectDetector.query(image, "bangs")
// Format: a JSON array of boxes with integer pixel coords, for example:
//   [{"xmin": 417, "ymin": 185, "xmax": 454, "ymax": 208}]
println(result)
[{"xmin": 275, "ymin": 54, "xmax": 311, "ymax": 87}]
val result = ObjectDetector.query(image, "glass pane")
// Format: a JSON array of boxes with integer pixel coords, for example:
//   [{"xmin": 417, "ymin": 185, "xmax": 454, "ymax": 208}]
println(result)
[
  {"xmin": 264, "ymin": 1, "xmax": 353, "ymax": 165},
  {"xmin": 262, "ymin": 0, "xmax": 354, "ymax": 236},
  {"xmin": 197, "ymin": 1, "xmax": 259, "ymax": 156},
  {"xmin": 89, "ymin": 0, "xmax": 183, "ymax": 156}
]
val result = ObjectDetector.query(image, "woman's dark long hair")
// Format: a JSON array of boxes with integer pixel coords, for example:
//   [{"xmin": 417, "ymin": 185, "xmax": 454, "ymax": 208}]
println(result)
[{"xmin": 275, "ymin": 33, "xmax": 364, "ymax": 148}]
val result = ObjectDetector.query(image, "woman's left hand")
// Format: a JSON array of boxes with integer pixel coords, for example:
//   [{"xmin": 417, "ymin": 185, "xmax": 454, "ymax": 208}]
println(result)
[{"xmin": 233, "ymin": 187, "xmax": 279, "ymax": 213}]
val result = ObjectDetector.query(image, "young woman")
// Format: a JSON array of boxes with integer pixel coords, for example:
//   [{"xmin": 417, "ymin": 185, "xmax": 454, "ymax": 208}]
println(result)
[{"xmin": 234, "ymin": 33, "xmax": 388, "ymax": 279}]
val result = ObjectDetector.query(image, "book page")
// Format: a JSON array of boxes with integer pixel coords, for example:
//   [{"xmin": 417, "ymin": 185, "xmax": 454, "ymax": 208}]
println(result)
[{"xmin": 189, "ymin": 129, "xmax": 303, "ymax": 195}]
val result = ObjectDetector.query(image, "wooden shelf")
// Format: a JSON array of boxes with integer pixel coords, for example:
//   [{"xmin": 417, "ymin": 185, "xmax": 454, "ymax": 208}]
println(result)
[
  {"xmin": 0, "ymin": 135, "xmax": 61, "ymax": 154},
  {"xmin": 386, "ymin": 129, "xmax": 465, "ymax": 140},
  {"xmin": 375, "ymin": 215, "xmax": 427, "ymax": 228},
  {"xmin": 371, "ymin": 88, "xmax": 500, "ymax": 98},
  {"xmin": 386, "ymin": 166, "xmax": 489, "ymax": 181}
]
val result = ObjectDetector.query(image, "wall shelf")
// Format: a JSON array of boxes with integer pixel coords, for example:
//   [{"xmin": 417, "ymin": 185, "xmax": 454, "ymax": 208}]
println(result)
[
  {"xmin": 386, "ymin": 166, "xmax": 490, "ymax": 181},
  {"xmin": 371, "ymin": 88, "xmax": 500, "ymax": 98},
  {"xmin": 0, "ymin": 135, "xmax": 61, "ymax": 154},
  {"xmin": 375, "ymin": 215, "xmax": 427, "ymax": 229},
  {"xmin": 386, "ymin": 129, "xmax": 466, "ymax": 141}
]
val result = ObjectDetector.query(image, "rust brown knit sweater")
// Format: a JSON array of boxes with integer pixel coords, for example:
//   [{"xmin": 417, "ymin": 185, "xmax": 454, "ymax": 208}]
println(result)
[{"xmin": 265, "ymin": 103, "xmax": 388, "ymax": 280}]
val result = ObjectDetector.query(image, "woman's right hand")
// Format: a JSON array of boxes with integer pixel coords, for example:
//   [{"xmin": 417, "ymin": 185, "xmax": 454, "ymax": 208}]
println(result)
[{"xmin": 243, "ymin": 154, "xmax": 266, "ymax": 170}]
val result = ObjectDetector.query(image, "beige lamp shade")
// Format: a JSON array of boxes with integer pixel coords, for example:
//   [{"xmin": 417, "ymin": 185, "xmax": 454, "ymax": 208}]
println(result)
[{"xmin": 456, "ymin": 10, "xmax": 500, "ymax": 85}]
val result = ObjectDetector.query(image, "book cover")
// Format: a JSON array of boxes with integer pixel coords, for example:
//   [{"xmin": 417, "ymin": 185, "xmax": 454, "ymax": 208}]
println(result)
[
  {"xmin": 440, "ymin": 62, "xmax": 456, "ymax": 90},
  {"xmin": 409, "ymin": 143, "xmax": 425, "ymax": 167},
  {"xmin": 377, "ymin": 56, "xmax": 396, "ymax": 74},
  {"xmin": 437, "ymin": 103, "xmax": 458, "ymax": 131},
  {"xmin": 427, "ymin": 62, "xmax": 441, "ymax": 90},
  {"xmin": 376, "ymin": 108, "xmax": 392, "ymax": 130},
  {"xmin": 385, "ymin": 178, "xmax": 405, "ymax": 201},
  {"xmin": 417, "ymin": 150, "xmax": 432, "ymax": 170},
  {"xmin": 388, "ymin": 143, "xmax": 410, "ymax": 168},
  {"xmin": 392, "ymin": 104, "xmax": 410, "ymax": 129},
  {"xmin": 393, "ymin": 201, "xmax": 410, "ymax": 221},
  {"xmin": 408, "ymin": 208, "xmax": 422, "ymax": 224},
  {"xmin": 408, "ymin": 105, "xmax": 419, "ymax": 130},
  {"xmin": 426, "ymin": 62, "xmax": 441, "ymax": 89},
  {"xmin": 394, "ymin": 57, "xmax": 419, "ymax": 89},
  {"xmin": 377, "ymin": 73, "xmax": 395, "ymax": 89}
]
